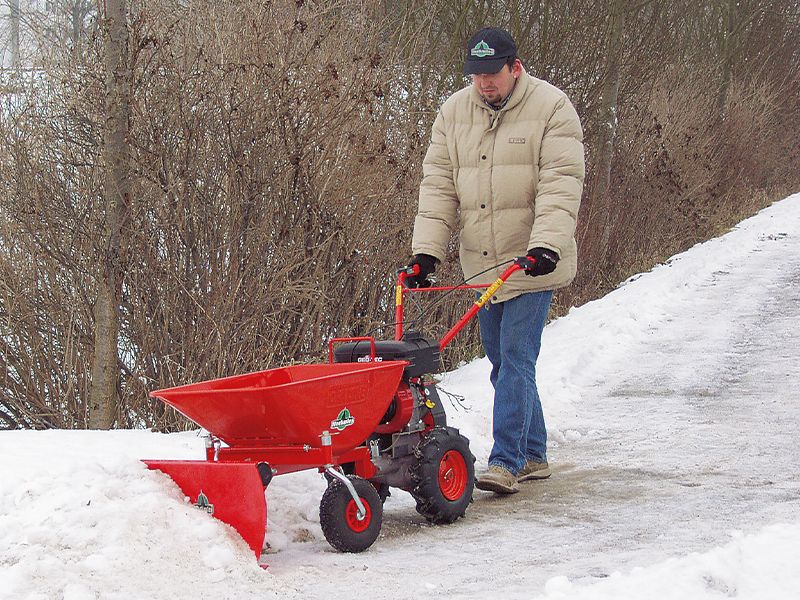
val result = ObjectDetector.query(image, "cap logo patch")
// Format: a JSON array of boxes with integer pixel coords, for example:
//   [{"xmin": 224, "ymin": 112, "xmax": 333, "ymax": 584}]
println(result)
[{"xmin": 471, "ymin": 40, "xmax": 495, "ymax": 58}]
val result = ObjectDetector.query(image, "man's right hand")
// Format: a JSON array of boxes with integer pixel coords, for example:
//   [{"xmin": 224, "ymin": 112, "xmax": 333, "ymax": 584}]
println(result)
[{"xmin": 404, "ymin": 254, "xmax": 438, "ymax": 288}]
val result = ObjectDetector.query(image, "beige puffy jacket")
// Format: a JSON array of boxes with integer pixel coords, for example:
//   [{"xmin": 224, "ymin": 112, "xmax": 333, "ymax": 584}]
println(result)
[{"xmin": 412, "ymin": 71, "xmax": 585, "ymax": 303}]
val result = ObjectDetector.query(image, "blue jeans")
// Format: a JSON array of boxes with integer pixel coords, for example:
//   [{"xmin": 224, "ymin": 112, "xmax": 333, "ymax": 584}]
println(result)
[{"xmin": 478, "ymin": 290, "xmax": 553, "ymax": 474}]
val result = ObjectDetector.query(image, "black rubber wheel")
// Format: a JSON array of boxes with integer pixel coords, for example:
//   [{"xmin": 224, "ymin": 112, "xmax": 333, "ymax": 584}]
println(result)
[
  {"xmin": 410, "ymin": 426, "xmax": 475, "ymax": 524},
  {"xmin": 319, "ymin": 475, "xmax": 383, "ymax": 552}
]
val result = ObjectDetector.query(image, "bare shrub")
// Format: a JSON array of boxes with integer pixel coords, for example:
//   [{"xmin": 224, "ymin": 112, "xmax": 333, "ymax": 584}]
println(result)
[
  {"xmin": 560, "ymin": 54, "xmax": 799, "ymax": 316},
  {"xmin": 1, "ymin": 0, "xmax": 798, "ymax": 430}
]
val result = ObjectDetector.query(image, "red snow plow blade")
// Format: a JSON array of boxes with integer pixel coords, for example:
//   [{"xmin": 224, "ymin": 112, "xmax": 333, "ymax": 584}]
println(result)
[{"xmin": 144, "ymin": 460, "xmax": 267, "ymax": 557}]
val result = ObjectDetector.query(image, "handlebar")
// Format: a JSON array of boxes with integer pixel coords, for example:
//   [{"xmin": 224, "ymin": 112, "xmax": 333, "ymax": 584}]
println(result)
[{"xmin": 395, "ymin": 255, "xmax": 536, "ymax": 350}]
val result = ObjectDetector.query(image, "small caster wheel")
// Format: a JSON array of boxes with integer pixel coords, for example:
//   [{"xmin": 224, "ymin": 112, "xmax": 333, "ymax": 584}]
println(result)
[{"xmin": 319, "ymin": 475, "xmax": 383, "ymax": 552}]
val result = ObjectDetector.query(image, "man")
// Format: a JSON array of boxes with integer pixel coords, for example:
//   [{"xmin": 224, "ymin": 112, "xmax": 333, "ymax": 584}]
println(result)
[{"xmin": 406, "ymin": 27, "xmax": 585, "ymax": 494}]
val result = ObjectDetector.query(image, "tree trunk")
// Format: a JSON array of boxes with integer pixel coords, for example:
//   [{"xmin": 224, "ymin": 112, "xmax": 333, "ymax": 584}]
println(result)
[
  {"xmin": 717, "ymin": 0, "xmax": 737, "ymax": 117},
  {"xmin": 87, "ymin": 0, "xmax": 130, "ymax": 429},
  {"xmin": 10, "ymin": 0, "xmax": 20, "ymax": 72},
  {"xmin": 596, "ymin": 0, "xmax": 626, "ymax": 256},
  {"xmin": 72, "ymin": 2, "xmax": 83, "ymax": 58}
]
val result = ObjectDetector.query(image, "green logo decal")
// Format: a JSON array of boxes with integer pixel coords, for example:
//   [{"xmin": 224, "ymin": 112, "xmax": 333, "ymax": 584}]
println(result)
[
  {"xmin": 195, "ymin": 491, "xmax": 215, "ymax": 515},
  {"xmin": 331, "ymin": 408, "xmax": 355, "ymax": 431},
  {"xmin": 471, "ymin": 40, "xmax": 495, "ymax": 58}
]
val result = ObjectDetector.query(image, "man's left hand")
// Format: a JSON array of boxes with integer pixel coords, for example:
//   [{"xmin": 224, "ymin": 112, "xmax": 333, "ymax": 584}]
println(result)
[{"xmin": 524, "ymin": 247, "xmax": 559, "ymax": 276}]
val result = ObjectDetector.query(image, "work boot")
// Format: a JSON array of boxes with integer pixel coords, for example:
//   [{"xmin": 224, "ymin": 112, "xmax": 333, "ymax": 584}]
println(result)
[
  {"xmin": 517, "ymin": 460, "xmax": 551, "ymax": 482},
  {"xmin": 475, "ymin": 465, "xmax": 519, "ymax": 494}
]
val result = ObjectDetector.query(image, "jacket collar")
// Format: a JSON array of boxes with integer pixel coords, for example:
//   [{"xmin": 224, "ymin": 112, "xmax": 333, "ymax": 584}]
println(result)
[{"xmin": 470, "ymin": 68, "xmax": 531, "ymax": 114}]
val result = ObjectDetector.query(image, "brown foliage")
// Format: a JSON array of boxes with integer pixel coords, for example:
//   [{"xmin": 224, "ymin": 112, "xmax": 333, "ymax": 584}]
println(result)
[{"xmin": 0, "ymin": 0, "xmax": 798, "ymax": 429}]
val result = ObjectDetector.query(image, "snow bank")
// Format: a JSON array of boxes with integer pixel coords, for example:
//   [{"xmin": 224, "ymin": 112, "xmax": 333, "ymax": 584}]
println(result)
[
  {"xmin": 0, "ymin": 431, "xmax": 274, "ymax": 600},
  {"xmin": 537, "ymin": 523, "xmax": 800, "ymax": 600}
]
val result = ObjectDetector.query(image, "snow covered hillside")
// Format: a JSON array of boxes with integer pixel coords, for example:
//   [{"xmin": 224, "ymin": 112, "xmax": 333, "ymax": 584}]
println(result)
[{"xmin": 2, "ymin": 193, "xmax": 799, "ymax": 600}]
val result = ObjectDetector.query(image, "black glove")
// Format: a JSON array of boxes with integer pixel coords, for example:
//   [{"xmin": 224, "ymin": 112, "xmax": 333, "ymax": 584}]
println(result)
[
  {"xmin": 405, "ymin": 254, "xmax": 438, "ymax": 288},
  {"xmin": 524, "ymin": 247, "xmax": 559, "ymax": 277}
]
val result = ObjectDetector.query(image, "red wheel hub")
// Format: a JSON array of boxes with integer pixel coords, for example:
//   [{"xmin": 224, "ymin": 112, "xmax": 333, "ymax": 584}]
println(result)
[
  {"xmin": 345, "ymin": 498, "xmax": 372, "ymax": 532},
  {"xmin": 438, "ymin": 450, "xmax": 468, "ymax": 501}
]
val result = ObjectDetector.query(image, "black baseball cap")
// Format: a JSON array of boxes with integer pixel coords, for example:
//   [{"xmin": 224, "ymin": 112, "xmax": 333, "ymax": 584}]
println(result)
[{"xmin": 463, "ymin": 27, "xmax": 517, "ymax": 75}]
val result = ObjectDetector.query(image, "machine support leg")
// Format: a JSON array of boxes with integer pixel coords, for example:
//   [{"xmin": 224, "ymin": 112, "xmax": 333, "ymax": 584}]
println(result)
[{"xmin": 325, "ymin": 466, "xmax": 367, "ymax": 520}]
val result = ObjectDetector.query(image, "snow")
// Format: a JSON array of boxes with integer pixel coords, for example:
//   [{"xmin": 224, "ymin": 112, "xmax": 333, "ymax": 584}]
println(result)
[
  {"xmin": 2, "ymin": 192, "xmax": 800, "ymax": 599},
  {"xmin": 535, "ymin": 524, "xmax": 800, "ymax": 600}
]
